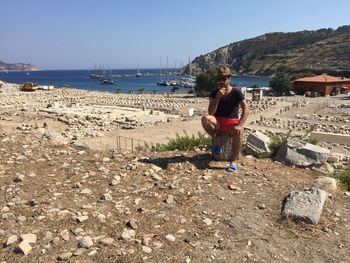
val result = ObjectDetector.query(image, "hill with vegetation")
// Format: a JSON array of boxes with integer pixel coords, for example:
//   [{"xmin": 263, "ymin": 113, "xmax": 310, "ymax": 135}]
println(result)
[{"xmin": 183, "ymin": 25, "xmax": 350, "ymax": 76}]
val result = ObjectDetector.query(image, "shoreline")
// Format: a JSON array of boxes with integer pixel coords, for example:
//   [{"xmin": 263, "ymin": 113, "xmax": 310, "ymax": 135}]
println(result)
[{"xmin": 0, "ymin": 80, "xmax": 196, "ymax": 96}]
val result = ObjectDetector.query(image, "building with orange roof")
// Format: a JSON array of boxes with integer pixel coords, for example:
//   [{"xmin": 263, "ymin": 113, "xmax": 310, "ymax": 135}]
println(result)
[{"xmin": 293, "ymin": 74, "xmax": 350, "ymax": 96}]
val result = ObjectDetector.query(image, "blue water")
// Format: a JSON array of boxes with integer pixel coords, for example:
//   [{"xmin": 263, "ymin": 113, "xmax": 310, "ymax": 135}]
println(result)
[{"xmin": 0, "ymin": 69, "xmax": 271, "ymax": 93}]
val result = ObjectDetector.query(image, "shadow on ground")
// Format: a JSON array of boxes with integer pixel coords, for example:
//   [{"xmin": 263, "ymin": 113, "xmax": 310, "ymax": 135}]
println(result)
[{"xmin": 139, "ymin": 153, "xmax": 227, "ymax": 171}]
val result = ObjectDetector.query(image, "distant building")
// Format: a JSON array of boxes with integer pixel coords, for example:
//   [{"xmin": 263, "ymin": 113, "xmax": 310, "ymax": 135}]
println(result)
[{"xmin": 293, "ymin": 74, "xmax": 350, "ymax": 96}]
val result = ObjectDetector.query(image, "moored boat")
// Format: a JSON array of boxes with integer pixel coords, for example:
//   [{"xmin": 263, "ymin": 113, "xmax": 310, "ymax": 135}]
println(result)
[
  {"xmin": 157, "ymin": 80, "xmax": 170, "ymax": 86},
  {"xmin": 100, "ymin": 78, "xmax": 115, "ymax": 84}
]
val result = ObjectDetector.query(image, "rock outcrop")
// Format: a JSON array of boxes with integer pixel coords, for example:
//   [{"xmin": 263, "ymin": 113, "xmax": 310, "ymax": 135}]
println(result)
[{"xmin": 0, "ymin": 61, "xmax": 39, "ymax": 71}]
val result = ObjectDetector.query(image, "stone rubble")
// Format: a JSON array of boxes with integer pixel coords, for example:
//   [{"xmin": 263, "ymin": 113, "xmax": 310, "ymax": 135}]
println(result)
[{"xmin": 0, "ymin": 86, "xmax": 350, "ymax": 262}]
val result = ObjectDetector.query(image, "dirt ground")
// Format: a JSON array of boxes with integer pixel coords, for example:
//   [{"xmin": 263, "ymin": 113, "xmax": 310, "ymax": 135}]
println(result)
[
  {"xmin": 1, "ymin": 85, "xmax": 350, "ymax": 262},
  {"xmin": 0, "ymin": 133, "xmax": 349, "ymax": 263}
]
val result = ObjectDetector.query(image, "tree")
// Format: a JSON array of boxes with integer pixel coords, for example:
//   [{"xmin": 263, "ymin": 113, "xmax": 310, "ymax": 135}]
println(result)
[
  {"xmin": 269, "ymin": 73, "xmax": 292, "ymax": 95},
  {"xmin": 194, "ymin": 69, "xmax": 216, "ymax": 96},
  {"xmin": 138, "ymin": 88, "xmax": 145, "ymax": 94}
]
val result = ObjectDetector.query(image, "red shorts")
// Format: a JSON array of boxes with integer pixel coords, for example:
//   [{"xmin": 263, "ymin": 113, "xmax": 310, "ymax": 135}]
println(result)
[{"xmin": 216, "ymin": 116, "xmax": 240, "ymax": 134}]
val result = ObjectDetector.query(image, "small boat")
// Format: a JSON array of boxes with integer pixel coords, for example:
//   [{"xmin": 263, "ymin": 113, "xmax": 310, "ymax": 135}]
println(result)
[
  {"xmin": 157, "ymin": 80, "xmax": 170, "ymax": 86},
  {"xmin": 90, "ymin": 73, "xmax": 105, "ymax": 79},
  {"xmin": 100, "ymin": 67, "xmax": 115, "ymax": 84},
  {"xmin": 26, "ymin": 69, "xmax": 30, "ymax": 75},
  {"xmin": 100, "ymin": 78, "xmax": 114, "ymax": 84}
]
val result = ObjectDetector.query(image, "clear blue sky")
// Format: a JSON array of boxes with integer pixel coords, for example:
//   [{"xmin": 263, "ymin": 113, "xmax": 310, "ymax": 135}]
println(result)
[{"xmin": 1, "ymin": 0, "xmax": 349, "ymax": 70}]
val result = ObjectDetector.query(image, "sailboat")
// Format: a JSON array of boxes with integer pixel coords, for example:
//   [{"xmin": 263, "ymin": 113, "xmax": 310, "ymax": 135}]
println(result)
[
  {"xmin": 100, "ymin": 67, "xmax": 114, "ymax": 84},
  {"xmin": 136, "ymin": 65, "xmax": 141, "ymax": 77},
  {"xmin": 26, "ymin": 69, "xmax": 30, "ymax": 75},
  {"xmin": 90, "ymin": 64, "xmax": 104, "ymax": 80},
  {"xmin": 157, "ymin": 56, "xmax": 170, "ymax": 86}
]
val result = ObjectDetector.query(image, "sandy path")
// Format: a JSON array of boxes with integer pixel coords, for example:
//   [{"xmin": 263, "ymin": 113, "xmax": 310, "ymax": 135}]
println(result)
[{"xmin": 80, "ymin": 117, "xmax": 204, "ymax": 150}]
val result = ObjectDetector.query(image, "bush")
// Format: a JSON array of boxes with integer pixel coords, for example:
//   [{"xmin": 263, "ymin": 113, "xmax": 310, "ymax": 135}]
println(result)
[
  {"xmin": 136, "ymin": 132, "xmax": 211, "ymax": 152},
  {"xmin": 270, "ymin": 130, "xmax": 291, "ymax": 151},
  {"xmin": 331, "ymin": 167, "xmax": 350, "ymax": 191}
]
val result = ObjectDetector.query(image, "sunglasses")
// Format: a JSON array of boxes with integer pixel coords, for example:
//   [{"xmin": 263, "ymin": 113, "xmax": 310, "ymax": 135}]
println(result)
[{"xmin": 216, "ymin": 75, "xmax": 230, "ymax": 82}]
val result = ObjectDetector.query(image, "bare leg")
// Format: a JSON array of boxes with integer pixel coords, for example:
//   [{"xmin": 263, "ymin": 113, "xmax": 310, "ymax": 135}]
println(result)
[
  {"xmin": 201, "ymin": 115, "xmax": 220, "ymax": 144},
  {"xmin": 229, "ymin": 129, "xmax": 243, "ymax": 166}
]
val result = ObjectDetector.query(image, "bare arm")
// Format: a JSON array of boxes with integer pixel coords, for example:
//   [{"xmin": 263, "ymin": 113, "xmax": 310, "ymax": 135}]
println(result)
[
  {"xmin": 238, "ymin": 99, "xmax": 249, "ymax": 127},
  {"xmin": 208, "ymin": 97, "xmax": 220, "ymax": 115},
  {"xmin": 208, "ymin": 88, "xmax": 225, "ymax": 115}
]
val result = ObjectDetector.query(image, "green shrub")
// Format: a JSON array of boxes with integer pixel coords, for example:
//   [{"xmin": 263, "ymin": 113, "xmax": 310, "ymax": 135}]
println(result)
[
  {"xmin": 271, "ymin": 130, "xmax": 291, "ymax": 149},
  {"xmin": 331, "ymin": 167, "xmax": 350, "ymax": 191},
  {"xmin": 137, "ymin": 132, "xmax": 211, "ymax": 152},
  {"xmin": 269, "ymin": 134, "xmax": 286, "ymax": 152}
]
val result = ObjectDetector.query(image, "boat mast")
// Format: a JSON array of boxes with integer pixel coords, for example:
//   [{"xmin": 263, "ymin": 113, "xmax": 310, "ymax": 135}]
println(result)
[
  {"xmin": 166, "ymin": 56, "xmax": 169, "ymax": 81},
  {"xmin": 159, "ymin": 56, "xmax": 162, "ymax": 82}
]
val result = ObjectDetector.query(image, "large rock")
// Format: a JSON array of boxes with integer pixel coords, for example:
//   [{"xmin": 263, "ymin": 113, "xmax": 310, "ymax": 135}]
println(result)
[
  {"xmin": 281, "ymin": 188, "xmax": 329, "ymax": 224},
  {"xmin": 275, "ymin": 140, "xmax": 330, "ymax": 167},
  {"xmin": 299, "ymin": 143, "xmax": 330, "ymax": 164},
  {"xmin": 244, "ymin": 131, "xmax": 271, "ymax": 157}
]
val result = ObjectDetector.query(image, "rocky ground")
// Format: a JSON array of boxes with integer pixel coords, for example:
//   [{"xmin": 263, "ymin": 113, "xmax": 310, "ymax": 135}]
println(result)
[
  {"xmin": 1, "ymin": 82, "xmax": 350, "ymax": 262},
  {"xmin": 0, "ymin": 132, "xmax": 350, "ymax": 263}
]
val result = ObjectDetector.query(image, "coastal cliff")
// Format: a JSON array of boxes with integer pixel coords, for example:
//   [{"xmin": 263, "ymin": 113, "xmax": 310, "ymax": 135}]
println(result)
[
  {"xmin": 183, "ymin": 25, "xmax": 350, "ymax": 76},
  {"xmin": 0, "ymin": 61, "xmax": 39, "ymax": 71}
]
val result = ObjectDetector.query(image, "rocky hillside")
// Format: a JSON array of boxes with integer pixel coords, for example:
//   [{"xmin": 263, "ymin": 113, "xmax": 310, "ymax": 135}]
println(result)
[
  {"xmin": 0, "ymin": 61, "xmax": 39, "ymax": 71},
  {"xmin": 183, "ymin": 25, "xmax": 350, "ymax": 76}
]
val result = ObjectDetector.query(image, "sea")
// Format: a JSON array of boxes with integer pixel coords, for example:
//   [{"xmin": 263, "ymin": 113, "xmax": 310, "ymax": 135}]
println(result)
[{"xmin": 0, "ymin": 69, "xmax": 271, "ymax": 94}]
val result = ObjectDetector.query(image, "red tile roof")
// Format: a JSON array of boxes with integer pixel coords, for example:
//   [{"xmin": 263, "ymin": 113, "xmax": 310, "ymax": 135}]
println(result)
[{"xmin": 293, "ymin": 74, "xmax": 350, "ymax": 83}]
